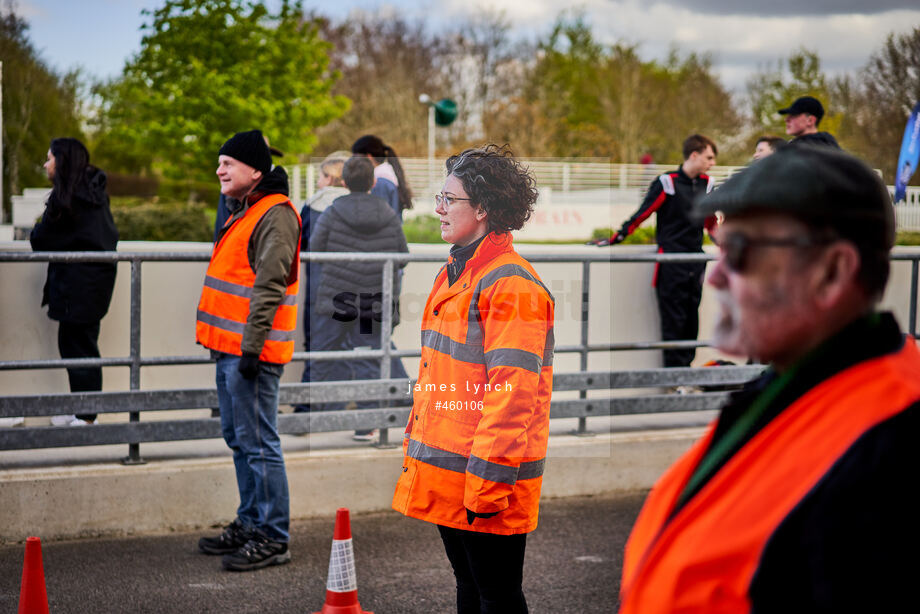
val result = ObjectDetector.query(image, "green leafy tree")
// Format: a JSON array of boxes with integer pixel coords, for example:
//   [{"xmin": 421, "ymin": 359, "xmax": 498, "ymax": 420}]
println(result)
[
  {"xmin": 746, "ymin": 49, "xmax": 840, "ymax": 143},
  {"xmin": 0, "ymin": 6, "xmax": 82, "ymax": 218},
  {"xmin": 92, "ymin": 0, "xmax": 347, "ymax": 197}
]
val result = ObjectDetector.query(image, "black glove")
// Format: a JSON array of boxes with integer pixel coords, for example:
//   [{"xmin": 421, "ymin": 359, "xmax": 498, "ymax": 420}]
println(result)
[
  {"xmin": 587, "ymin": 233, "xmax": 624, "ymax": 247},
  {"xmin": 237, "ymin": 352, "xmax": 260, "ymax": 380},
  {"xmin": 466, "ymin": 508, "xmax": 500, "ymax": 525}
]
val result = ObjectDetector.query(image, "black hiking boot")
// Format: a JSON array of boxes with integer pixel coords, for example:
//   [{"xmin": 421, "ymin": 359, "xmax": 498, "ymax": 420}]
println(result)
[
  {"xmin": 222, "ymin": 530, "xmax": 291, "ymax": 571},
  {"xmin": 198, "ymin": 519, "xmax": 251, "ymax": 555}
]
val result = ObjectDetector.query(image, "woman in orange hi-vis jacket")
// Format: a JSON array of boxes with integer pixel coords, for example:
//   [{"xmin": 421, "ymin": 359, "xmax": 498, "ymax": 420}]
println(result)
[{"xmin": 392, "ymin": 144, "xmax": 555, "ymax": 613}]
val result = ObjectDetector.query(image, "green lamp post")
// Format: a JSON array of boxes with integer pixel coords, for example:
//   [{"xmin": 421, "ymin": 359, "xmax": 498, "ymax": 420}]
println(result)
[{"xmin": 419, "ymin": 94, "xmax": 458, "ymax": 162}]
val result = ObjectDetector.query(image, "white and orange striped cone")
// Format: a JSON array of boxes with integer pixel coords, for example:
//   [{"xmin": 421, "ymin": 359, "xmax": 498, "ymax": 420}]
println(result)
[{"xmin": 313, "ymin": 508, "xmax": 372, "ymax": 614}]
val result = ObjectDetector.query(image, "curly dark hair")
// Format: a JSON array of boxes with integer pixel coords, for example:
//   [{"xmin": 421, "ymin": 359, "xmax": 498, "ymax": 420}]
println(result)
[{"xmin": 444, "ymin": 144, "xmax": 538, "ymax": 233}]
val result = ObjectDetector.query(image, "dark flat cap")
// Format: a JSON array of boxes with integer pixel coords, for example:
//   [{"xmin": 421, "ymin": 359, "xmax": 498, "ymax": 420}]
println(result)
[
  {"xmin": 694, "ymin": 146, "xmax": 894, "ymax": 252},
  {"xmin": 778, "ymin": 96, "xmax": 825, "ymax": 121}
]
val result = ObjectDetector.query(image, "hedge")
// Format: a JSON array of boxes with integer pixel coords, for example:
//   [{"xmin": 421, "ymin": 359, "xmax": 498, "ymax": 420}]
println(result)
[{"xmin": 110, "ymin": 197, "xmax": 212, "ymax": 242}]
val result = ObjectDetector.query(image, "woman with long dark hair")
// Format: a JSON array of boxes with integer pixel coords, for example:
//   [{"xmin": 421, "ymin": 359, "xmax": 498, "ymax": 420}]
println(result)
[
  {"xmin": 30, "ymin": 137, "xmax": 118, "ymax": 426},
  {"xmin": 351, "ymin": 134, "xmax": 413, "ymax": 218}
]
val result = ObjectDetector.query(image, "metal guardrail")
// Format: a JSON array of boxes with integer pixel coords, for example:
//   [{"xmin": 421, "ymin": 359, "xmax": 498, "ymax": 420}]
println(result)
[
  {"xmin": 289, "ymin": 158, "xmax": 920, "ymax": 225},
  {"xmin": 3, "ymin": 249, "xmax": 919, "ymax": 462}
]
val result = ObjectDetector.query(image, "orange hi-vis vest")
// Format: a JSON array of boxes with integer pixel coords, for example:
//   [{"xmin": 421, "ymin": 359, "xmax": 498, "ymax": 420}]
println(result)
[
  {"xmin": 392, "ymin": 233, "xmax": 555, "ymax": 535},
  {"xmin": 619, "ymin": 337, "xmax": 920, "ymax": 614},
  {"xmin": 196, "ymin": 193, "xmax": 300, "ymax": 364}
]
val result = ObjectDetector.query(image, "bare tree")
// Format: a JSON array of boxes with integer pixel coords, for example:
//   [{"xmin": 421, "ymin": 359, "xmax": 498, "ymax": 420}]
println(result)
[
  {"xmin": 836, "ymin": 27, "xmax": 920, "ymax": 179},
  {"xmin": 313, "ymin": 12, "xmax": 446, "ymax": 157}
]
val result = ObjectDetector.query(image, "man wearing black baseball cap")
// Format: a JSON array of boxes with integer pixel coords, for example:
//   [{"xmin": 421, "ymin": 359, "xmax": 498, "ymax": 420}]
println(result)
[
  {"xmin": 777, "ymin": 95, "xmax": 840, "ymax": 148},
  {"xmin": 195, "ymin": 129, "xmax": 302, "ymax": 572},
  {"xmin": 620, "ymin": 146, "xmax": 917, "ymax": 612}
]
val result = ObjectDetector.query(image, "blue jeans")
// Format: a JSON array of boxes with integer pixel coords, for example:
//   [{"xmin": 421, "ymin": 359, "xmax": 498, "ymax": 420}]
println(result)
[
  {"xmin": 215, "ymin": 353, "xmax": 290, "ymax": 543},
  {"xmin": 310, "ymin": 311, "xmax": 409, "ymax": 411}
]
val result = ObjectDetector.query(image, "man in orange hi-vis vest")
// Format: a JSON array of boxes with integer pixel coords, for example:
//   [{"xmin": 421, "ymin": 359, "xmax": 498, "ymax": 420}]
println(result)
[
  {"xmin": 195, "ymin": 130, "xmax": 301, "ymax": 572},
  {"xmin": 620, "ymin": 147, "xmax": 919, "ymax": 612}
]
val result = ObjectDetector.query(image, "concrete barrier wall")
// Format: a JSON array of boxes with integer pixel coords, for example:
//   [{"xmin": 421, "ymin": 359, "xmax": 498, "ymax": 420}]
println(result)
[{"xmin": 0, "ymin": 429, "xmax": 705, "ymax": 542}]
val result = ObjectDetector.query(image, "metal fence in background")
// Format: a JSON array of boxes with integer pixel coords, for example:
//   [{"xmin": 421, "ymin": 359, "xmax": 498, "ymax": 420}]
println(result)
[
  {"xmin": 290, "ymin": 159, "xmax": 749, "ymax": 206},
  {"xmin": 289, "ymin": 158, "xmax": 920, "ymax": 229},
  {"xmin": 2, "ymin": 249, "xmax": 919, "ymax": 464}
]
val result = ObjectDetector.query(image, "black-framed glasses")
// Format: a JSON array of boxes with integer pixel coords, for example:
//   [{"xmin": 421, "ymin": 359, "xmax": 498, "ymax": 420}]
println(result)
[
  {"xmin": 716, "ymin": 232, "xmax": 835, "ymax": 273},
  {"xmin": 435, "ymin": 193, "xmax": 472, "ymax": 208}
]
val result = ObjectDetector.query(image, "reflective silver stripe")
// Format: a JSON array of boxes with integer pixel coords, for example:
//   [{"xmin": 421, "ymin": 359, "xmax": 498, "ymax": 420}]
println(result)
[
  {"xmin": 406, "ymin": 439, "xmax": 468, "ymax": 473},
  {"xmin": 265, "ymin": 328, "xmax": 295, "ymax": 342},
  {"xmin": 485, "ymin": 348, "xmax": 542, "ymax": 374},
  {"xmin": 204, "ymin": 275, "xmax": 297, "ymax": 306},
  {"xmin": 197, "ymin": 309, "xmax": 245, "ymax": 335},
  {"xmin": 543, "ymin": 328, "xmax": 555, "ymax": 367},
  {"xmin": 204, "ymin": 275, "xmax": 252, "ymax": 298},
  {"xmin": 466, "ymin": 264, "xmax": 555, "ymax": 347},
  {"xmin": 518, "ymin": 458, "xmax": 545, "ymax": 480},
  {"xmin": 477, "ymin": 264, "xmax": 554, "ymax": 303},
  {"xmin": 421, "ymin": 329, "xmax": 485, "ymax": 365},
  {"xmin": 197, "ymin": 309, "xmax": 295, "ymax": 342},
  {"xmin": 467, "ymin": 454, "xmax": 519, "ymax": 485},
  {"xmin": 408, "ymin": 439, "xmax": 546, "ymax": 483}
]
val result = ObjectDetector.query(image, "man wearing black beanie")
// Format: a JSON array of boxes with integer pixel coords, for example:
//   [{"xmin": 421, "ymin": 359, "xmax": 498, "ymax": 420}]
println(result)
[{"xmin": 195, "ymin": 129, "xmax": 302, "ymax": 571}]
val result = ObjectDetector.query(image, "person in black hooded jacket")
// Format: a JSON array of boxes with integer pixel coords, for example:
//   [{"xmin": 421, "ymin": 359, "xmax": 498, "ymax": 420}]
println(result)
[
  {"xmin": 309, "ymin": 156, "xmax": 409, "ymax": 424},
  {"xmin": 30, "ymin": 137, "xmax": 119, "ymax": 425}
]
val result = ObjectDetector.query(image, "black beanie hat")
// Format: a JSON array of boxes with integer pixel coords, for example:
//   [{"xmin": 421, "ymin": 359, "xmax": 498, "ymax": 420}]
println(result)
[{"xmin": 219, "ymin": 129, "xmax": 272, "ymax": 174}]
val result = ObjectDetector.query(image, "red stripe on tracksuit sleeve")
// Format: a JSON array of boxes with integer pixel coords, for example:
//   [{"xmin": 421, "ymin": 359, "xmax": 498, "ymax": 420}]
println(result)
[{"xmin": 626, "ymin": 190, "xmax": 667, "ymax": 236}]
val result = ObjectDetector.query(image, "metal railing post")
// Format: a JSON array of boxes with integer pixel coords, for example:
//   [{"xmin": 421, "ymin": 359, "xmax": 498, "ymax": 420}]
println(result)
[
  {"xmin": 123, "ymin": 257, "xmax": 146, "ymax": 465},
  {"xmin": 911, "ymin": 259, "xmax": 918, "ymax": 338},
  {"xmin": 291, "ymin": 165, "xmax": 302, "ymax": 205},
  {"xmin": 573, "ymin": 260, "xmax": 593, "ymax": 436},
  {"xmin": 376, "ymin": 258, "xmax": 396, "ymax": 448},
  {"xmin": 305, "ymin": 164, "xmax": 315, "ymax": 202}
]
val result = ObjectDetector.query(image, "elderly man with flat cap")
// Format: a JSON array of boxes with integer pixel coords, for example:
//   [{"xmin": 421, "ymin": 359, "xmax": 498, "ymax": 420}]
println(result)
[
  {"xmin": 778, "ymin": 95, "xmax": 841, "ymax": 149},
  {"xmin": 195, "ymin": 129, "xmax": 302, "ymax": 571},
  {"xmin": 619, "ymin": 146, "xmax": 919, "ymax": 613}
]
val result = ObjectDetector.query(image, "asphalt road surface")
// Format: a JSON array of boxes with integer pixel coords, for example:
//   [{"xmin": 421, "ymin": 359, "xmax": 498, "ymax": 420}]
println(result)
[{"xmin": 0, "ymin": 492, "xmax": 645, "ymax": 613}]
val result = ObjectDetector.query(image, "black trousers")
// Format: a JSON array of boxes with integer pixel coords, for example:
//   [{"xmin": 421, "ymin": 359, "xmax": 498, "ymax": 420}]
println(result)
[
  {"xmin": 655, "ymin": 262, "xmax": 705, "ymax": 368},
  {"xmin": 437, "ymin": 525, "xmax": 528, "ymax": 614},
  {"xmin": 57, "ymin": 320, "xmax": 101, "ymax": 422}
]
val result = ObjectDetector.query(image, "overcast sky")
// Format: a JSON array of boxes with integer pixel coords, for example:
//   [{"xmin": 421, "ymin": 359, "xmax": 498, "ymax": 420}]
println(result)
[{"xmin": 17, "ymin": 0, "xmax": 920, "ymax": 92}]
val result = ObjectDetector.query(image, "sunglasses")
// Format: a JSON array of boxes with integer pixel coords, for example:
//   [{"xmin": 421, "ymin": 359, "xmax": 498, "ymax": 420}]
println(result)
[{"xmin": 716, "ymin": 232, "xmax": 834, "ymax": 273}]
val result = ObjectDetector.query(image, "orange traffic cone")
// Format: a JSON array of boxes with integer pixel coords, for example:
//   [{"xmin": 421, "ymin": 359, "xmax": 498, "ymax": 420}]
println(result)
[
  {"xmin": 313, "ymin": 508, "xmax": 372, "ymax": 614},
  {"xmin": 18, "ymin": 536, "xmax": 49, "ymax": 614}
]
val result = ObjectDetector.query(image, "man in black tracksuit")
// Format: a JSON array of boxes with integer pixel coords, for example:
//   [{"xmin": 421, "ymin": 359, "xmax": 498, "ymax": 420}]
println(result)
[{"xmin": 606, "ymin": 134, "xmax": 718, "ymax": 367}]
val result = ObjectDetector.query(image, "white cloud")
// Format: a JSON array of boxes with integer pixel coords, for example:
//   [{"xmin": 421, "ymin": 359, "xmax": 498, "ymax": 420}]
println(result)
[
  {"xmin": 431, "ymin": 1, "xmax": 920, "ymax": 91},
  {"xmin": 591, "ymin": 4, "xmax": 920, "ymax": 90}
]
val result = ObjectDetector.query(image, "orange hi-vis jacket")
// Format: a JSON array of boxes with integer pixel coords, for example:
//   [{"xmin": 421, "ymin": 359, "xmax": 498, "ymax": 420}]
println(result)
[
  {"xmin": 196, "ymin": 193, "xmax": 301, "ymax": 364},
  {"xmin": 619, "ymin": 336, "xmax": 920, "ymax": 614},
  {"xmin": 392, "ymin": 233, "xmax": 555, "ymax": 535}
]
